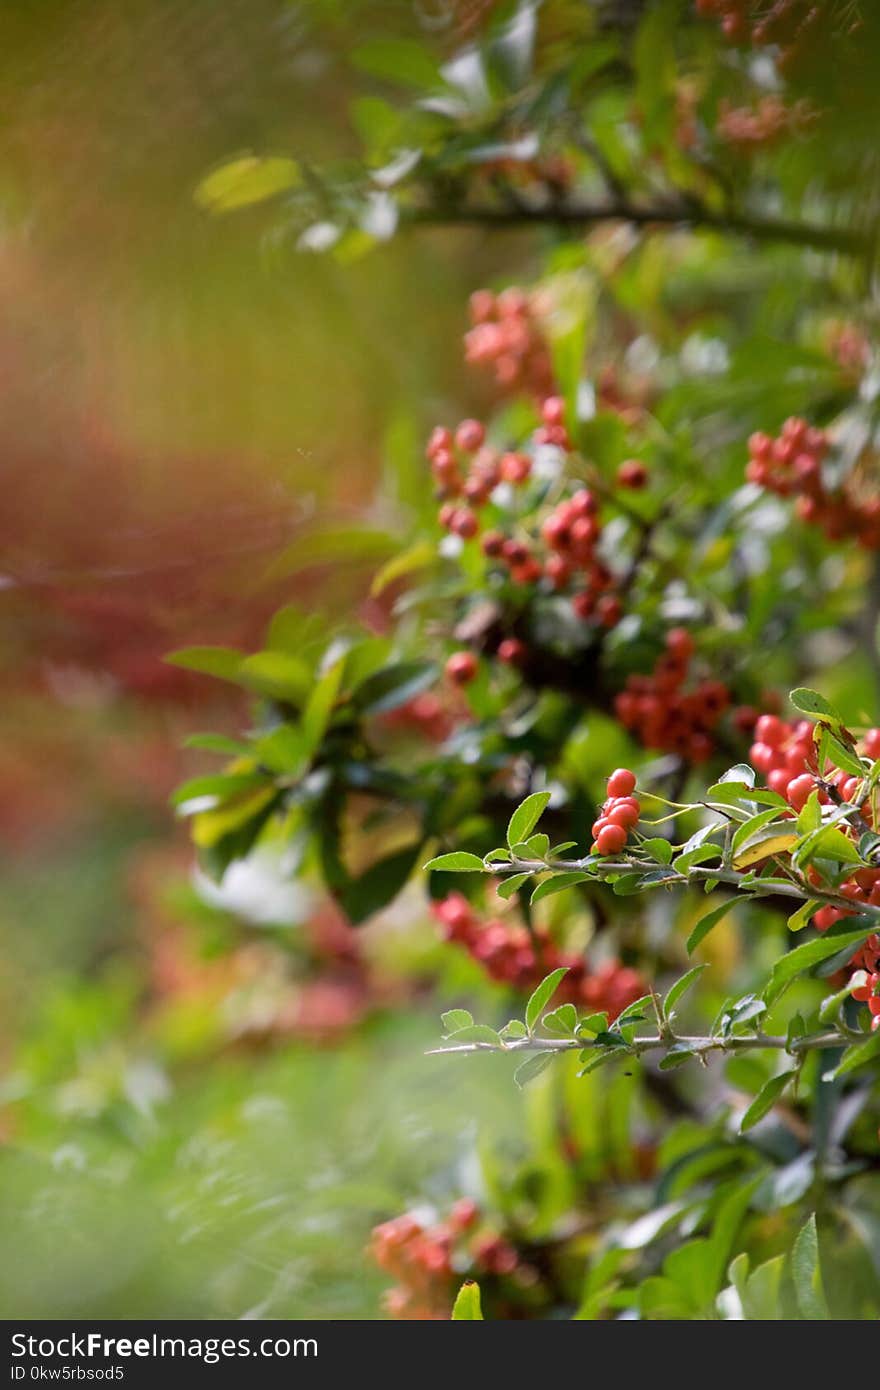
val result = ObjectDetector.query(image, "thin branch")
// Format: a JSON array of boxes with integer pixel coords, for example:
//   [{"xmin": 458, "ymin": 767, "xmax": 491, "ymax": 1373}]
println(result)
[
  {"xmin": 482, "ymin": 850, "xmax": 880, "ymax": 919},
  {"xmin": 406, "ymin": 198, "xmax": 873, "ymax": 258},
  {"xmin": 427, "ymin": 1029, "xmax": 847, "ymax": 1057}
]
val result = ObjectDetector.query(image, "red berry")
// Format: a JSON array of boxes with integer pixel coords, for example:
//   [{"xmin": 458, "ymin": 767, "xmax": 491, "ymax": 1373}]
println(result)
[
  {"xmin": 445, "ymin": 651, "xmax": 478, "ymax": 686},
  {"xmin": 606, "ymin": 801, "xmax": 640, "ymax": 829},
  {"xmin": 497, "ymin": 638, "xmax": 527, "ymax": 666},
  {"xmin": 500, "ymin": 451, "xmax": 531, "ymax": 484},
  {"xmin": 596, "ymin": 595, "xmax": 622, "ymax": 628},
  {"xmin": 455, "ymin": 419, "xmax": 485, "ymax": 452},
  {"xmin": 607, "ymin": 768, "xmax": 637, "ymax": 798},
  {"xmin": 786, "ymin": 773, "xmax": 815, "ymax": 811},
  {"xmin": 617, "ymin": 459, "xmax": 648, "ymax": 489},
  {"xmin": 665, "ymin": 627, "xmax": 694, "ymax": 661},
  {"xmin": 755, "ymin": 714, "xmax": 786, "ymax": 747},
  {"xmin": 863, "ymin": 728, "xmax": 880, "ymax": 759},
  {"xmin": 595, "ymin": 823, "xmax": 628, "ymax": 856},
  {"xmin": 541, "ymin": 396, "xmax": 565, "ymax": 426}
]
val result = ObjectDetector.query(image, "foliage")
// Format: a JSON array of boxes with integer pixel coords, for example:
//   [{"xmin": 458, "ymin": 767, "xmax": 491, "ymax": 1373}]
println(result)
[{"xmin": 165, "ymin": 0, "xmax": 880, "ymax": 1321}]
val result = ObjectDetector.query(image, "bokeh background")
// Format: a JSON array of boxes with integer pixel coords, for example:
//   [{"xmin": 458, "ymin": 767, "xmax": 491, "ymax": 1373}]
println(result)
[{"xmin": 0, "ymin": 0, "xmax": 535, "ymax": 1317}]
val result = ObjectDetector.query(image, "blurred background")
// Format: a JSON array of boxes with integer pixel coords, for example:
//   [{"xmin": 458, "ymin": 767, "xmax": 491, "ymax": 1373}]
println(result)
[{"xmin": 0, "ymin": 0, "xmax": 537, "ymax": 1317}]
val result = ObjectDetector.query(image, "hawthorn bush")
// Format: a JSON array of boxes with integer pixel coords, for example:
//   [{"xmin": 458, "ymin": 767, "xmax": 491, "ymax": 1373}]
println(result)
[{"xmin": 172, "ymin": 1, "xmax": 880, "ymax": 1318}]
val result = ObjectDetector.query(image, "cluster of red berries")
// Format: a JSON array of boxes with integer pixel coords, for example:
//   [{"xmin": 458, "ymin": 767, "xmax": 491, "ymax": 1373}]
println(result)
[
  {"xmin": 539, "ymin": 479, "xmax": 623, "ymax": 629},
  {"xmin": 807, "ymin": 877, "xmax": 879, "ymax": 1032},
  {"xmin": 695, "ymin": 0, "xmax": 846, "ymax": 70},
  {"xmin": 369, "ymin": 1200, "xmax": 522, "ymax": 1319},
  {"xmin": 716, "ymin": 95, "xmax": 816, "ymax": 149},
  {"xmin": 427, "ymin": 418, "xmax": 504, "ymax": 533},
  {"xmin": 591, "ymin": 768, "xmax": 641, "ymax": 857},
  {"xmin": 433, "ymin": 894, "xmax": 644, "ymax": 1018},
  {"xmin": 381, "ymin": 692, "xmax": 455, "ymax": 743},
  {"xmin": 850, "ymin": 933, "xmax": 880, "ymax": 1032},
  {"xmin": 614, "ymin": 628, "xmax": 732, "ymax": 762},
  {"xmin": 464, "ymin": 287, "xmax": 555, "ymax": 398},
  {"xmin": 747, "ymin": 418, "xmax": 880, "ymax": 548},
  {"xmin": 749, "ymin": 717, "xmax": 880, "ymax": 812},
  {"xmin": 748, "ymin": 717, "xmax": 880, "ymax": 1027}
]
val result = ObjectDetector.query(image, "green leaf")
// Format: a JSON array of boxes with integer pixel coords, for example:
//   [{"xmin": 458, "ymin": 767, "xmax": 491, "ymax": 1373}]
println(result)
[
  {"xmin": 673, "ymin": 844, "xmax": 723, "ymax": 873},
  {"xmin": 686, "ymin": 900, "xmax": 736, "ymax": 955},
  {"xmin": 615, "ymin": 994, "xmax": 654, "ymax": 1024},
  {"xmin": 718, "ymin": 763, "xmax": 757, "ymax": 787},
  {"xmin": 302, "ymin": 659, "xmax": 344, "ymax": 751},
  {"xmin": 506, "ymin": 792, "xmax": 551, "ymax": 850},
  {"xmin": 796, "ymin": 824, "xmax": 863, "ymax": 868},
  {"xmin": 817, "ymin": 983, "xmax": 855, "ymax": 1026},
  {"xmin": 576, "ymin": 1046, "xmax": 621, "ymax": 1075},
  {"xmin": 731, "ymin": 808, "xmax": 786, "ymax": 858},
  {"xmin": 500, "ymin": 1019, "xmax": 527, "ymax": 1041},
  {"xmin": 335, "ymin": 843, "xmax": 423, "ymax": 925},
  {"xmin": 732, "ymin": 825, "xmax": 798, "ymax": 869},
  {"xmin": 706, "ymin": 783, "xmax": 786, "ymax": 810},
  {"xmin": 370, "ymin": 540, "xmax": 436, "ymax": 597},
  {"xmin": 664, "ymin": 964, "xmax": 708, "ymax": 1018},
  {"xmin": 763, "ymin": 922, "xmax": 876, "ymax": 1005},
  {"xmin": 496, "ymin": 872, "xmax": 530, "ymax": 900},
  {"xmin": 451, "ymin": 1281, "xmax": 483, "ymax": 1320},
  {"xmin": 739, "ymin": 1070, "xmax": 796, "ymax": 1133},
  {"xmin": 513, "ymin": 1051, "xmax": 555, "ymax": 1088},
  {"xmin": 577, "ymin": 1012, "xmax": 608, "ymax": 1036},
  {"xmin": 789, "ymin": 688, "xmax": 841, "ymax": 724},
  {"xmin": 524, "ymin": 833, "xmax": 550, "ymax": 860},
  {"xmin": 788, "ymin": 898, "xmax": 820, "ymax": 933},
  {"xmin": 525, "ymin": 967, "xmax": 569, "ymax": 1033},
  {"xmin": 171, "ymin": 771, "xmax": 267, "ymax": 809},
  {"xmin": 194, "ymin": 156, "xmax": 301, "ymax": 213},
  {"xmin": 254, "ymin": 723, "xmax": 308, "ymax": 776},
  {"xmin": 827, "ymin": 1026, "xmax": 880, "ymax": 1078},
  {"xmin": 791, "ymin": 1215, "xmax": 827, "ymax": 1320},
  {"xmin": 641, "ymin": 837, "xmax": 673, "ymax": 864},
  {"xmin": 183, "ymin": 732, "xmax": 252, "ymax": 757},
  {"xmin": 548, "ymin": 841, "xmax": 577, "ymax": 857},
  {"xmin": 658, "ymin": 1043, "xmax": 697, "ymax": 1070},
  {"xmin": 541, "ymin": 1003, "xmax": 578, "ymax": 1036},
  {"xmin": 353, "ymin": 38, "xmax": 442, "ymax": 90},
  {"xmin": 797, "ymin": 791, "xmax": 822, "ymax": 834},
  {"xmin": 164, "ymin": 646, "xmax": 243, "ymax": 682},
  {"xmin": 441, "ymin": 1009, "xmax": 473, "ymax": 1034},
  {"xmin": 530, "ymin": 871, "xmax": 589, "ymax": 905},
  {"xmin": 239, "ymin": 651, "xmax": 312, "ymax": 703},
  {"xmin": 820, "ymin": 729, "xmax": 864, "ymax": 778},
  {"xmin": 353, "ymin": 661, "xmax": 437, "ymax": 716},
  {"xmin": 424, "ymin": 852, "xmax": 486, "ymax": 872},
  {"xmin": 444, "ymin": 1024, "xmax": 502, "ymax": 1045}
]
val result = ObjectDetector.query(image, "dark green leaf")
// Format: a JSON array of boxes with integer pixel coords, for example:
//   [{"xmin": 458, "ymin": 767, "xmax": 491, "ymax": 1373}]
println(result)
[
  {"xmin": 739, "ymin": 1071, "xmax": 796, "ymax": 1133},
  {"xmin": 686, "ymin": 900, "xmax": 737, "ymax": 955}
]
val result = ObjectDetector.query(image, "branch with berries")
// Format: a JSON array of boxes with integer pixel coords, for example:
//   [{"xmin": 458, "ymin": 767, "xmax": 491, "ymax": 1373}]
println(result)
[{"xmin": 425, "ymin": 690, "xmax": 880, "ymax": 1093}]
